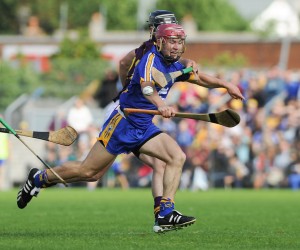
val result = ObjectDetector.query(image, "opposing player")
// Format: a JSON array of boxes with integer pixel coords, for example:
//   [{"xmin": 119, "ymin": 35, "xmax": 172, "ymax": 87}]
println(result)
[{"xmin": 17, "ymin": 23, "xmax": 244, "ymax": 233}]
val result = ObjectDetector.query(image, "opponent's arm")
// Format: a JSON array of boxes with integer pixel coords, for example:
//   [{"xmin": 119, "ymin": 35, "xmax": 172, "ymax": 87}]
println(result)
[
  {"xmin": 179, "ymin": 57, "xmax": 199, "ymax": 73},
  {"xmin": 140, "ymin": 81, "xmax": 175, "ymax": 118},
  {"xmin": 119, "ymin": 50, "xmax": 136, "ymax": 87}
]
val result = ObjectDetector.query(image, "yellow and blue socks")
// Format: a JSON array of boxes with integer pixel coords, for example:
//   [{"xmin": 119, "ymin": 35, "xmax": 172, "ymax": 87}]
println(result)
[
  {"xmin": 34, "ymin": 169, "xmax": 55, "ymax": 188},
  {"xmin": 159, "ymin": 197, "xmax": 174, "ymax": 217},
  {"xmin": 154, "ymin": 196, "xmax": 162, "ymax": 220}
]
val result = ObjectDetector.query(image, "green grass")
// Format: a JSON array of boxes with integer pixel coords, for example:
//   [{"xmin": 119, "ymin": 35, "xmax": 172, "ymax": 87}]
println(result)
[{"xmin": 1, "ymin": 188, "xmax": 300, "ymax": 250}]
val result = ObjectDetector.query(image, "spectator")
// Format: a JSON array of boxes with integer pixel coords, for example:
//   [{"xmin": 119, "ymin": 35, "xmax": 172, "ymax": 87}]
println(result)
[
  {"xmin": 189, "ymin": 145, "xmax": 210, "ymax": 191},
  {"xmin": 252, "ymin": 149, "xmax": 268, "ymax": 189},
  {"xmin": 88, "ymin": 12, "xmax": 105, "ymax": 41},
  {"xmin": 176, "ymin": 120, "xmax": 194, "ymax": 153},
  {"xmin": 224, "ymin": 154, "xmax": 249, "ymax": 188},
  {"xmin": 23, "ymin": 16, "xmax": 45, "ymax": 37},
  {"xmin": 245, "ymin": 98, "xmax": 259, "ymax": 131},
  {"xmin": 104, "ymin": 154, "xmax": 130, "ymax": 189},
  {"xmin": 283, "ymin": 70, "xmax": 300, "ymax": 103},
  {"xmin": 247, "ymin": 76, "xmax": 266, "ymax": 108},
  {"xmin": 181, "ymin": 14, "xmax": 197, "ymax": 36},
  {"xmin": 67, "ymin": 98, "xmax": 93, "ymax": 136},
  {"xmin": 156, "ymin": 117, "xmax": 177, "ymax": 139},
  {"xmin": 93, "ymin": 69, "xmax": 119, "ymax": 108},
  {"xmin": 209, "ymin": 146, "xmax": 230, "ymax": 188},
  {"xmin": 48, "ymin": 110, "xmax": 68, "ymax": 131},
  {"xmin": 285, "ymin": 150, "xmax": 300, "ymax": 190},
  {"xmin": 264, "ymin": 66, "xmax": 285, "ymax": 102}
]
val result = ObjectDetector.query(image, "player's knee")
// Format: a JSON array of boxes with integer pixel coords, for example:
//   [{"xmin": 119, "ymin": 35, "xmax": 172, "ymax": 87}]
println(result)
[
  {"xmin": 171, "ymin": 150, "xmax": 186, "ymax": 167},
  {"xmin": 81, "ymin": 169, "xmax": 99, "ymax": 181},
  {"xmin": 87, "ymin": 176, "xmax": 99, "ymax": 182},
  {"xmin": 84, "ymin": 170, "xmax": 99, "ymax": 182},
  {"xmin": 179, "ymin": 151, "xmax": 186, "ymax": 165},
  {"xmin": 153, "ymin": 161, "xmax": 165, "ymax": 173},
  {"xmin": 89, "ymin": 171, "xmax": 106, "ymax": 182}
]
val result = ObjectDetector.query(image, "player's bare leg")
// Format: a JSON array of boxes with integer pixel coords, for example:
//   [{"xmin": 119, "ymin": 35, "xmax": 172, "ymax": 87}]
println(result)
[
  {"xmin": 139, "ymin": 154, "xmax": 165, "ymax": 198},
  {"xmin": 17, "ymin": 142, "xmax": 116, "ymax": 209},
  {"xmin": 46, "ymin": 142, "xmax": 116, "ymax": 183},
  {"xmin": 139, "ymin": 133, "xmax": 196, "ymax": 230},
  {"xmin": 139, "ymin": 153, "xmax": 170, "ymax": 232}
]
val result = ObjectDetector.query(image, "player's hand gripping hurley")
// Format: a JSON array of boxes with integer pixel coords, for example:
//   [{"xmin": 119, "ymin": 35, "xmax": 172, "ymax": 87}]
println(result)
[{"xmin": 0, "ymin": 118, "xmax": 68, "ymax": 186}]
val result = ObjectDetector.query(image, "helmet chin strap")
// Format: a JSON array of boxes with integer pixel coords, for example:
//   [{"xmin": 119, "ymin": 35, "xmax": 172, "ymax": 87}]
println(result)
[{"xmin": 149, "ymin": 26, "xmax": 155, "ymax": 39}]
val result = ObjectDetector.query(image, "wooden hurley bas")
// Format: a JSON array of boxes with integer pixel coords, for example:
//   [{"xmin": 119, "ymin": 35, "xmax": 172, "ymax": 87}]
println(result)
[
  {"xmin": 123, "ymin": 108, "xmax": 240, "ymax": 128},
  {"xmin": 0, "ymin": 126, "xmax": 78, "ymax": 146}
]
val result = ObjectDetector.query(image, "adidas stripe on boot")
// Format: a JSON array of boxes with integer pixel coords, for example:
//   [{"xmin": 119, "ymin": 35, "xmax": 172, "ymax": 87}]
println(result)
[
  {"xmin": 17, "ymin": 168, "xmax": 41, "ymax": 209},
  {"xmin": 157, "ymin": 210, "xmax": 196, "ymax": 229}
]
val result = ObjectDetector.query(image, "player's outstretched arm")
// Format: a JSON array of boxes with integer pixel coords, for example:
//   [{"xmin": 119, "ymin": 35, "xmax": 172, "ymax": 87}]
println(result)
[{"xmin": 188, "ymin": 71, "xmax": 245, "ymax": 101}]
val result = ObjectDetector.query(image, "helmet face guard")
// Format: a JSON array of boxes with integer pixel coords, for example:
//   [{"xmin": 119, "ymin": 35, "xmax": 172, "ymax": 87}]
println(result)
[
  {"xmin": 147, "ymin": 10, "xmax": 178, "ymax": 38},
  {"xmin": 155, "ymin": 24, "xmax": 186, "ymax": 63}
]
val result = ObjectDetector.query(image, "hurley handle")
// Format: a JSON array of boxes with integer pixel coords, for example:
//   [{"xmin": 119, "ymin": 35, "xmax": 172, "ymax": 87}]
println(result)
[{"xmin": 124, "ymin": 108, "xmax": 159, "ymax": 116}]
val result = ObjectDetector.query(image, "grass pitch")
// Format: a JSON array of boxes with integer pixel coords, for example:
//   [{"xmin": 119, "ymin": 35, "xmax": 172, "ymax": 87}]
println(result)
[{"xmin": 1, "ymin": 188, "xmax": 300, "ymax": 250}]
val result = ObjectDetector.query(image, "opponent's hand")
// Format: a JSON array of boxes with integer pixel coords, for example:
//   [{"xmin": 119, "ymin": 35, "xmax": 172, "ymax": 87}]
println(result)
[
  {"xmin": 185, "ymin": 59, "xmax": 199, "ymax": 74},
  {"xmin": 158, "ymin": 105, "xmax": 176, "ymax": 118},
  {"xmin": 226, "ymin": 84, "xmax": 245, "ymax": 101}
]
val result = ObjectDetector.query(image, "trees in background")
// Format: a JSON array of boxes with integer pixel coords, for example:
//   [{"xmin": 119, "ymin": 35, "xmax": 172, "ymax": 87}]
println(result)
[
  {"xmin": 157, "ymin": 0, "xmax": 249, "ymax": 31},
  {"xmin": 0, "ymin": 37, "xmax": 108, "ymax": 111},
  {"xmin": 0, "ymin": 58, "xmax": 40, "ymax": 109},
  {"xmin": 0, "ymin": 0, "xmax": 249, "ymax": 34},
  {"xmin": 40, "ymin": 37, "xmax": 108, "ymax": 99},
  {"xmin": 0, "ymin": 0, "xmax": 19, "ymax": 34}
]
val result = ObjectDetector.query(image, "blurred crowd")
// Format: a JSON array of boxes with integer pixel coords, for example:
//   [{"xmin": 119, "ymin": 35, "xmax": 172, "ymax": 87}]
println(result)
[
  {"xmin": 154, "ymin": 65, "xmax": 300, "ymax": 191},
  {"xmin": 11, "ymin": 65, "xmax": 299, "ymax": 191},
  {"xmin": 169, "ymin": 65, "xmax": 300, "ymax": 190}
]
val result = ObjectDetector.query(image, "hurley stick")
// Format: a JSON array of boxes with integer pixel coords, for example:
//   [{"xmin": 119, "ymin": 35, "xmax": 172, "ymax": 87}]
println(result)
[
  {"xmin": 0, "ymin": 118, "xmax": 68, "ymax": 186},
  {"xmin": 0, "ymin": 126, "xmax": 78, "ymax": 146},
  {"xmin": 152, "ymin": 67, "xmax": 193, "ymax": 87},
  {"xmin": 124, "ymin": 108, "xmax": 240, "ymax": 128}
]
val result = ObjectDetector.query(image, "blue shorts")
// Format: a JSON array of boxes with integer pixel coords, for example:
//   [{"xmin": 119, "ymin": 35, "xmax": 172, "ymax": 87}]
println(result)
[{"xmin": 98, "ymin": 110, "xmax": 161, "ymax": 155}]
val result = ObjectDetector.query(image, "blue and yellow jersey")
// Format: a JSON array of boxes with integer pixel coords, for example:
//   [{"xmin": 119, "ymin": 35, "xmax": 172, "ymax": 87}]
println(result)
[
  {"xmin": 113, "ymin": 40, "xmax": 154, "ymax": 102},
  {"xmin": 119, "ymin": 45, "xmax": 190, "ymax": 129}
]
